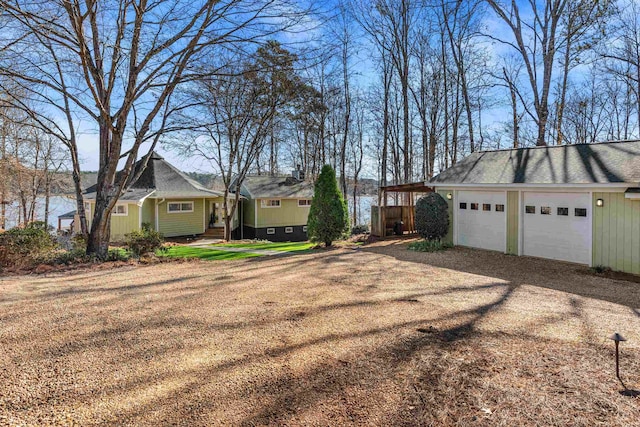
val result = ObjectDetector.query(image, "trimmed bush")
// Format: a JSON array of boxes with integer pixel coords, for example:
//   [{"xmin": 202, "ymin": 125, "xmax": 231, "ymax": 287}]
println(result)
[
  {"xmin": 124, "ymin": 225, "xmax": 165, "ymax": 257},
  {"xmin": 415, "ymin": 193, "xmax": 450, "ymax": 241},
  {"xmin": 0, "ymin": 222, "xmax": 58, "ymax": 269},
  {"xmin": 307, "ymin": 164, "xmax": 349, "ymax": 247}
]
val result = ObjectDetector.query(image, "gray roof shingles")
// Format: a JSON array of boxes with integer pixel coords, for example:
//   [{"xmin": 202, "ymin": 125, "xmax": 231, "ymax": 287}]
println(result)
[
  {"xmin": 84, "ymin": 152, "xmax": 222, "ymax": 201},
  {"xmin": 430, "ymin": 140, "xmax": 640, "ymax": 185},
  {"xmin": 241, "ymin": 175, "xmax": 314, "ymax": 199}
]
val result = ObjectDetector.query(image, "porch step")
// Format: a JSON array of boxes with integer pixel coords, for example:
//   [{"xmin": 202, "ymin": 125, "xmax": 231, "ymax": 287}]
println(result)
[{"xmin": 202, "ymin": 228, "xmax": 225, "ymax": 238}]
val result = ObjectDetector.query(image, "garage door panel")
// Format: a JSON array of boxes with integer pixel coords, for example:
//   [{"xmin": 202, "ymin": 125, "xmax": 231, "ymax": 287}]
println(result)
[
  {"xmin": 457, "ymin": 191, "xmax": 506, "ymax": 253},
  {"xmin": 523, "ymin": 192, "xmax": 591, "ymax": 265}
]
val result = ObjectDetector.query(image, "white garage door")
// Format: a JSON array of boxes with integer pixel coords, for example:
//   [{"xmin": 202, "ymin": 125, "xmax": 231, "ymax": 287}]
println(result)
[
  {"xmin": 457, "ymin": 191, "xmax": 506, "ymax": 252},
  {"xmin": 522, "ymin": 192, "xmax": 591, "ymax": 265}
]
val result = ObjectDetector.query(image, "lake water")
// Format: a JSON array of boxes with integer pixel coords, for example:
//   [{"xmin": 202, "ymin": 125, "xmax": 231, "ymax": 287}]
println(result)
[
  {"xmin": 348, "ymin": 195, "xmax": 376, "ymax": 227},
  {"xmin": 4, "ymin": 194, "xmax": 378, "ymax": 231},
  {"xmin": 3, "ymin": 196, "xmax": 77, "ymax": 230}
]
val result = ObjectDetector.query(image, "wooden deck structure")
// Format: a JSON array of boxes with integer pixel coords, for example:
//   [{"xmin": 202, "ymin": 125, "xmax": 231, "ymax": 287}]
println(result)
[{"xmin": 371, "ymin": 182, "xmax": 434, "ymax": 237}]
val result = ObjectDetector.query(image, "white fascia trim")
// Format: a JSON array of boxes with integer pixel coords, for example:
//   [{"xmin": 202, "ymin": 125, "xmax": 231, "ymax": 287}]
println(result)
[
  {"xmin": 624, "ymin": 193, "xmax": 640, "ymax": 199},
  {"xmin": 240, "ymin": 182, "xmax": 254, "ymax": 199},
  {"xmin": 137, "ymin": 190, "xmax": 156, "ymax": 207},
  {"xmin": 433, "ymin": 183, "xmax": 635, "ymax": 190}
]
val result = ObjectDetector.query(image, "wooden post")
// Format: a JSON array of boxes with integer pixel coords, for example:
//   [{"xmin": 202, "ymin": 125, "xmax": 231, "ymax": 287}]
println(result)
[{"xmin": 382, "ymin": 188, "xmax": 387, "ymax": 237}]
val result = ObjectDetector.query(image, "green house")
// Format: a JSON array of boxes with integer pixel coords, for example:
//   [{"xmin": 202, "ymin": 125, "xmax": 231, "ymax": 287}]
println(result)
[
  {"xmin": 236, "ymin": 172, "xmax": 314, "ymax": 242},
  {"xmin": 81, "ymin": 152, "xmax": 239, "ymax": 241},
  {"xmin": 430, "ymin": 140, "xmax": 640, "ymax": 275}
]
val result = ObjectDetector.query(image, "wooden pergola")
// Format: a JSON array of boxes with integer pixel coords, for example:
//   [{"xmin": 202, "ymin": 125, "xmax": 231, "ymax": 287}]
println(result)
[{"xmin": 371, "ymin": 182, "xmax": 434, "ymax": 237}]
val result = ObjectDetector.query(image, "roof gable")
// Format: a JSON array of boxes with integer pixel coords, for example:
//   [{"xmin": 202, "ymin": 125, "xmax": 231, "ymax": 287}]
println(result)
[
  {"xmin": 84, "ymin": 152, "xmax": 222, "ymax": 200},
  {"xmin": 241, "ymin": 175, "xmax": 314, "ymax": 199},
  {"xmin": 430, "ymin": 141, "xmax": 640, "ymax": 185}
]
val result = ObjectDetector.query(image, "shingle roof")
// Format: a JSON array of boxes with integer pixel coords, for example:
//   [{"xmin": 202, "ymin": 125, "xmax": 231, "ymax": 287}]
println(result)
[
  {"xmin": 241, "ymin": 175, "xmax": 314, "ymax": 199},
  {"xmin": 84, "ymin": 152, "xmax": 223, "ymax": 201},
  {"xmin": 430, "ymin": 140, "xmax": 640, "ymax": 185}
]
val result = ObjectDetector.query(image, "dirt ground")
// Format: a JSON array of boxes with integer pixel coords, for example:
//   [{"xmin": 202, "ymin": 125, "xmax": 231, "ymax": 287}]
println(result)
[{"xmin": 1, "ymin": 238, "xmax": 640, "ymax": 426}]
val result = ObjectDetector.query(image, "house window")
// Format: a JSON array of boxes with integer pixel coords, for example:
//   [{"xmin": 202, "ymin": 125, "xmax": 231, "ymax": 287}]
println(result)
[
  {"xmin": 525, "ymin": 205, "xmax": 535, "ymax": 214},
  {"xmin": 285, "ymin": 227, "xmax": 293, "ymax": 233},
  {"xmin": 557, "ymin": 207, "xmax": 569, "ymax": 216},
  {"xmin": 266, "ymin": 227, "xmax": 276, "ymax": 235},
  {"xmin": 302, "ymin": 225, "xmax": 307, "ymax": 232},
  {"xmin": 112, "ymin": 204, "xmax": 128, "ymax": 216},
  {"xmin": 470, "ymin": 203, "xmax": 478, "ymax": 210},
  {"xmin": 575, "ymin": 208, "xmax": 587, "ymax": 217},
  {"xmin": 483, "ymin": 203, "xmax": 491, "ymax": 211},
  {"xmin": 298, "ymin": 199, "xmax": 312, "ymax": 207},
  {"xmin": 495, "ymin": 204, "xmax": 505, "ymax": 212},
  {"xmin": 459, "ymin": 202, "xmax": 467, "ymax": 210},
  {"xmin": 167, "ymin": 201, "xmax": 194, "ymax": 213},
  {"xmin": 84, "ymin": 202, "xmax": 91, "ymax": 214},
  {"xmin": 261, "ymin": 199, "xmax": 281, "ymax": 208},
  {"xmin": 540, "ymin": 206, "xmax": 552, "ymax": 215}
]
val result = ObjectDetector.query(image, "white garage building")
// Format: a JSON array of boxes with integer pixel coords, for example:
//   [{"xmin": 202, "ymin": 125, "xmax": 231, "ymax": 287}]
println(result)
[{"xmin": 429, "ymin": 140, "xmax": 640, "ymax": 275}]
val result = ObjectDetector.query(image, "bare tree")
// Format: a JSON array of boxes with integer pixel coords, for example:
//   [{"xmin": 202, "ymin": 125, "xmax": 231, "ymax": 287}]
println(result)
[
  {"xmin": 486, "ymin": 0, "xmax": 570, "ymax": 146},
  {"xmin": 0, "ymin": 0, "xmax": 306, "ymax": 258}
]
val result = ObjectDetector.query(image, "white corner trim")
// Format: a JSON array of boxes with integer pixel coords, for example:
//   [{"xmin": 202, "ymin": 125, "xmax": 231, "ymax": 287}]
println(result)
[
  {"xmin": 155, "ymin": 199, "xmax": 159, "ymax": 231},
  {"xmin": 588, "ymin": 191, "xmax": 594, "ymax": 267},
  {"xmin": 517, "ymin": 190, "xmax": 522, "ymax": 256}
]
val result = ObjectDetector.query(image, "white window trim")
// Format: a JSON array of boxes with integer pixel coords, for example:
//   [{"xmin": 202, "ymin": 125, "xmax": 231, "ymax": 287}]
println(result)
[
  {"xmin": 285, "ymin": 226, "xmax": 293, "ymax": 233},
  {"xmin": 302, "ymin": 225, "xmax": 307, "ymax": 232},
  {"xmin": 112, "ymin": 204, "xmax": 129, "ymax": 216},
  {"xmin": 261, "ymin": 199, "xmax": 281, "ymax": 208},
  {"xmin": 298, "ymin": 199, "xmax": 312, "ymax": 207},
  {"xmin": 266, "ymin": 227, "xmax": 276, "ymax": 235},
  {"xmin": 167, "ymin": 201, "xmax": 194, "ymax": 214}
]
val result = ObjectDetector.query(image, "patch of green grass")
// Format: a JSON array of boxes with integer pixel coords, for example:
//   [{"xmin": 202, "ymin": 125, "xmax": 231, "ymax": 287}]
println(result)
[
  {"xmin": 160, "ymin": 246, "xmax": 264, "ymax": 261},
  {"xmin": 407, "ymin": 240, "xmax": 453, "ymax": 253},
  {"xmin": 212, "ymin": 241, "xmax": 315, "ymax": 252}
]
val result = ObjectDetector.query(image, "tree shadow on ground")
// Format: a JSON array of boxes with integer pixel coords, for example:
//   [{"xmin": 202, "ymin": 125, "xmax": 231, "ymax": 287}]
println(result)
[{"xmin": 362, "ymin": 239, "xmax": 640, "ymax": 310}]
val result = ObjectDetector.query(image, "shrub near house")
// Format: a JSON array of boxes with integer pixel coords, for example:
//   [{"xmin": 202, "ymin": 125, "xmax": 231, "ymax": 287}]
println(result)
[
  {"xmin": 410, "ymin": 193, "xmax": 450, "ymax": 252},
  {"xmin": 307, "ymin": 165, "xmax": 349, "ymax": 247}
]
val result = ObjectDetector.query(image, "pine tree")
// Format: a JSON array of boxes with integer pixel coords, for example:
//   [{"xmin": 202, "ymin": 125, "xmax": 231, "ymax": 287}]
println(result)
[{"xmin": 307, "ymin": 165, "xmax": 349, "ymax": 247}]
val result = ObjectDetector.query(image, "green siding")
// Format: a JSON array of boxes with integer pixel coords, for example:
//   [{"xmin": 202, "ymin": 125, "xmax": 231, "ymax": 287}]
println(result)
[
  {"xmin": 110, "ymin": 205, "xmax": 140, "ymax": 241},
  {"xmin": 243, "ymin": 198, "xmax": 256, "ymax": 227},
  {"xmin": 84, "ymin": 201, "xmax": 140, "ymax": 242},
  {"xmin": 593, "ymin": 192, "xmax": 640, "ymax": 275},
  {"xmin": 506, "ymin": 191, "xmax": 519, "ymax": 255},
  {"xmin": 436, "ymin": 189, "xmax": 454, "ymax": 245},
  {"xmin": 141, "ymin": 199, "xmax": 155, "ymax": 229},
  {"xmin": 157, "ymin": 199, "xmax": 205, "ymax": 237},
  {"xmin": 256, "ymin": 198, "xmax": 309, "ymax": 227}
]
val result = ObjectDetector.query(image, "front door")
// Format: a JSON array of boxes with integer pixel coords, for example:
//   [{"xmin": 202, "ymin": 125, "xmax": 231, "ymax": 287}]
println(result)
[{"xmin": 209, "ymin": 201, "xmax": 224, "ymax": 228}]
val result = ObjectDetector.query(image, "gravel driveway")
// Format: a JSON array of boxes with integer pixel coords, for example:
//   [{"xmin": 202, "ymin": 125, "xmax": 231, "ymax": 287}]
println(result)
[{"xmin": 1, "ymin": 239, "xmax": 639, "ymax": 426}]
